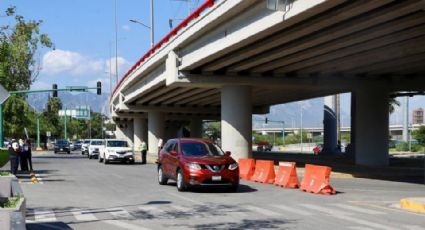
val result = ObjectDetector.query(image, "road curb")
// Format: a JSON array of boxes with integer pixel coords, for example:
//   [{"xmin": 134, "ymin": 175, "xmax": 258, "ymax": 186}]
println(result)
[{"xmin": 400, "ymin": 197, "xmax": 425, "ymax": 213}]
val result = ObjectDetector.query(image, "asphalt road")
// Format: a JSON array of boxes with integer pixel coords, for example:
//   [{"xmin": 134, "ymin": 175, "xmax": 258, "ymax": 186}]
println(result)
[{"xmin": 15, "ymin": 151, "xmax": 425, "ymax": 230}]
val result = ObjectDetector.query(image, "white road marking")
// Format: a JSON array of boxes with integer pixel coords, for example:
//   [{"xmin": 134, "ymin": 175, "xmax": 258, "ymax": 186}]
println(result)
[
  {"xmin": 335, "ymin": 215, "xmax": 400, "ymax": 230},
  {"xmin": 34, "ymin": 174, "xmax": 44, "ymax": 184},
  {"xmin": 244, "ymin": 205, "xmax": 280, "ymax": 217},
  {"xmin": 403, "ymin": 225, "xmax": 425, "ymax": 230},
  {"xmin": 71, "ymin": 209, "xmax": 98, "ymax": 221},
  {"xmin": 166, "ymin": 192, "xmax": 203, "ymax": 205},
  {"xmin": 331, "ymin": 203, "xmax": 385, "ymax": 215},
  {"xmin": 138, "ymin": 205, "xmax": 166, "ymax": 216},
  {"xmin": 169, "ymin": 205, "xmax": 192, "ymax": 213},
  {"xmin": 272, "ymin": 204, "xmax": 313, "ymax": 216},
  {"xmin": 107, "ymin": 208, "xmax": 133, "ymax": 219},
  {"xmin": 33, "ymin": 209, "xmax": 57, "ymax": 222},
  {"xmin": 104, "ymin": 220, "xmax": 151, "ymax": 230},
  {"xmin": 349, "ymin": 227, "xmax": 377, "ymax": 230},
  {"xmin": 300, "ymin": 204, "xmax": 398, "ymax": 230},
  {"xmin": 300, "ymin": 204, "xmax": 352, "ymax": 216}
]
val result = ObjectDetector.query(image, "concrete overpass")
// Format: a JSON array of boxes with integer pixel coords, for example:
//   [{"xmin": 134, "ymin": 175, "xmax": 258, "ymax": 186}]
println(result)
[
  {"xmin": 110, "ymin": 0, "xmax": 425, "ymax": 166},
  {"xmin": 254, "ymin": 124, "xmax": 425, "ymax": 140}
]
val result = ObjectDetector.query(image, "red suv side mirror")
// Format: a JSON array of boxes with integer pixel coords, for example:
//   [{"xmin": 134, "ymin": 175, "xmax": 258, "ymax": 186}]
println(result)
[
  {"xmin": 170, "ymin": 150, "xmax": 178, "ymax": 156},
  {"xmin": 224, "ymin": 151, "xmax": 231, "ymax": 156}
]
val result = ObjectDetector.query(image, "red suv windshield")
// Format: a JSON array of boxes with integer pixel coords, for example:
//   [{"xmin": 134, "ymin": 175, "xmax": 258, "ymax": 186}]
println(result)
[{"xmin": 181, "ymin": 141, "xmax": 224, "ymax": 157}]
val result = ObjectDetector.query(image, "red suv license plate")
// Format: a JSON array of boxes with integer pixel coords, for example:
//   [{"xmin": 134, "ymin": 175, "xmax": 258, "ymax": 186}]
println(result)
[{"xmin": 212, "ymin": 176, "xmax": 221, "ymax": 181}]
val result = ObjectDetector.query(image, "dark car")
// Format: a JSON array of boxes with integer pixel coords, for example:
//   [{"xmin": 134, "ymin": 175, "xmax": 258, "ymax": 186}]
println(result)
[
  {"xmin": 256, "ymin": 141, "xmax": 273, "ymax": 151},
  {"xmin": 157, "ymin": 138, "xmax": 239, "ymax": 192},
  {"xmin": 54, "ymin": 140, "xmax": 71, "ymax": 154},
  {"xmin": 72, "ymin": 140, "xmax": 82, "ymax": 151}
]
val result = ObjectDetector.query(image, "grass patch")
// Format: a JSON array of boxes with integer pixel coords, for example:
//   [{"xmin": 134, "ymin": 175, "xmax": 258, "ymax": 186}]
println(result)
[
  {"xmin": 0, "ymin": 196, "xmax": 21, "ymax": 209},
  {"xmin": 0, "ymin": 171, "xmax": 12, "ymax": 176}
]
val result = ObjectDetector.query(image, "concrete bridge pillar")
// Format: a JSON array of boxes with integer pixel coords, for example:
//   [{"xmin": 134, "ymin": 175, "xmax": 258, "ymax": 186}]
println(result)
[
  {"xmin": 354, "ymin": 87, "xmax": 389, "ymax": 166},
  {"xmin": 125, "ymin": 121, "xmax": 134, "ymax": 148},
  {"xmin": 221, "ymin": 85, "xmax": 252, "ymax": 161},
  {"xmin": 148, "ymin": 111, "xmax": 165, "ymax": 160},
  {"xmin": 134, "ymin": 118, "xmax": 147, "ymax": 151},
  {"xmin": 165, "ymin": 121, "xmax": 182, "ymax": 140},
  {"xmin": 190, "ymin": 118, "xmax": 203, "ymax": 138},
  {"xmin": 323, "ymin": 95, "xmax": 338, "ymax": 154},
  {"xmin": 115, "ymin": 124, "xmax": 126, "ymax": 140}
]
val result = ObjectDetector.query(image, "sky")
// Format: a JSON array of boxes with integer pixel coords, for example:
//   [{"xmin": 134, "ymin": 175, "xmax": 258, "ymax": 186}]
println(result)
[
  {"xmin": 1, "ymin": 0, "xmax": 202, "ymax": 93},
  {"xmin": 1, "ymin": 0, "xmax": 423, "ymax": 125}
]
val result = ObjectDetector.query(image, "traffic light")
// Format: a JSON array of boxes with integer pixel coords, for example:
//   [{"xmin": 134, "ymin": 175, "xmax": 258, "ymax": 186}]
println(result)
[
  {"xmin": 265, "ymin": 117, "xmax": 268, "ymax": 124},
  {"xmin": 52, "ymin": 84, "xmax": 58, "ymax": 97},
  {"xmin": 97, "ymin": 81, "xmax": 102, "ymax": 95}
]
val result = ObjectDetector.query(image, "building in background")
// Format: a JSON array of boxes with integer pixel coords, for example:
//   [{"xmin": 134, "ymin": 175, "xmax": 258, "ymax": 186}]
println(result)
[{"xmin": 412, "ymin": 108, "xmax": 424, "ymax": 124}]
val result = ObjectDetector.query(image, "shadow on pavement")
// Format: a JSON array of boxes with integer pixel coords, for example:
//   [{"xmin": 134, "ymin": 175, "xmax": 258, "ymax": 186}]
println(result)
[
  {"xmin": 27, "ymin": 222, "xmax": 72, "ymax": 230},
  {"xmin": 170, "ymin": 218, "xmax": 295, "ymax": 229}
]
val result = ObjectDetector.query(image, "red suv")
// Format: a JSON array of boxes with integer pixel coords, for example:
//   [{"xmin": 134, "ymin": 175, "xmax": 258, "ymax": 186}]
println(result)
[{"xmin": 157, "ymin": 138, "xmax": 239, "ymax": 192}]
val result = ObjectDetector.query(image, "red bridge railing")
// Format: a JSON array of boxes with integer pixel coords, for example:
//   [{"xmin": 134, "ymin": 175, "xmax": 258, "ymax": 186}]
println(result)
[{"xmin": 111, "ymin": 0, "xmax": 216, "ymax": 99}]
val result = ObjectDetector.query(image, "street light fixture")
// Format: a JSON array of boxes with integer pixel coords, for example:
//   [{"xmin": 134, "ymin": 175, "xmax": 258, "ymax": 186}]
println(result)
[{"xmin": 129, "ymin": 0, "xmax": 154, "ymax": 48}]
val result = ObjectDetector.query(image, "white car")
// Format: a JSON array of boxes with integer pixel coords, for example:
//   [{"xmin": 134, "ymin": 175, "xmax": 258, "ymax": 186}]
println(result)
[
  {"xmin": 81, "ymin": 139, "xmax": 91, "ymax": 155},
  {"xmin": 88, "ymin": 139, "xmax": 104, "ymax": 159},
  {"xmin": 99, "ymin": 139, "xmax": 134, "ymax": 164}
]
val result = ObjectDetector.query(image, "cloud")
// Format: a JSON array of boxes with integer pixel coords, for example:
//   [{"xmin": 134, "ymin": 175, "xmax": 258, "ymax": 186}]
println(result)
[
  {"xmin": 105, "ymin": 56, "xmax": 131, "ymax": 78},
  {"xmin": 122, "ymin": 25, "xmax": 131, "ymax": 31},
  {"xmin": 41, "ymin": 49, "xmax": 104, "ymax": 76},
  {"xmin": 30, "ymin": 81, "xmax": 51, "ymax": 90}
]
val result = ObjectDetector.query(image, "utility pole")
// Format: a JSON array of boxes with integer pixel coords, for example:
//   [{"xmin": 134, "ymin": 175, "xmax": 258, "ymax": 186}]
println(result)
[
  {"xmin": 150, "ymin": 0, "xmax": 154, "ymax": 48},
  {"xmin": 64, "ymin": 108, "xmax": 67, "ymax": 140},
  {"xmin": 403, "ymin": 96, "xmax": 409, "ymax": 142},
  {"xmin": 114, "ymin": 0, "xmax": 119, "ymax": 85},
  {"xmin": 300, "ymin": 104, "xmax": 303, "ymax": 153}
]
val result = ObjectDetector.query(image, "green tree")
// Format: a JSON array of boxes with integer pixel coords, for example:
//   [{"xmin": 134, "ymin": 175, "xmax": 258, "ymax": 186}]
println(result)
[
  {"xmin": 41, "ymin": 97, "xmax": 62, "ymax": 138},
  {"xmin": 0, "ymin": 6, "xmax": 53, "ymax": 90},
  {"xmin": 389, "ymin": 97, "xmax": 400, "ymax": 114},
  {"xmin": 412, "ymin": 126, "xmax": 425, "ymax": 146},
  {"xmin": 0, "ymin": 6, "xmax": 53, "ymax": 140}
]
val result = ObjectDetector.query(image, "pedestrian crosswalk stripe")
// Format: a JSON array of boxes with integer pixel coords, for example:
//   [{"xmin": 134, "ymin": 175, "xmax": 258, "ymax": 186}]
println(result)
[
  {"xmin": 244, "ymin": 205, "xmax": 280, "ymax": 217},
  {"xmin": 349, "ymin": 226, "xmax": 377, "ymax": 230},
  {"xmin": 33, "ymin": 210, "xmax": 57, "ymax": 222},
  {"xmin": 107, "ymin": 208, "xmax": 133, "ymax": 219},
  {"xmin": 138, "ymin": 205, "xmax": 166, "ymax": 216},
  {"xmin": 272, "ymin": 204, "xmax": 313, "ymax": 216},
  {"xmin": 104, "ymin": 220, "xmax": 151, "ymax": 230},
  {"xmin": 335, "ymin": 214, "xmax": 399, "ymax": 230},
  {"xmin": 71, "ymin": 209, "xmax": 98, "ymax": 221},
  {"xmin": 331, "ymin": 203, "xmax": 385, "ymax": 215},
  {"xmin": 299, "ymin": 204, "xmax": 352, "ymax": 216}
]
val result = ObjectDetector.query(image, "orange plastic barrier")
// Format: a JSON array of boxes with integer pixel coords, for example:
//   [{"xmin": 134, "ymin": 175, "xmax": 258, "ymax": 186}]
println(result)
[
  {"xmin": 250, "ymin": 160, "xmax": 275, "ymax": 184},
  {"xmin": 299, "ymin": 164, "xmax": 336, "ymax": 195},
  {"xmin": 238, "ymin": 158, "xmax": 256, "ymax": 180},
  {"xmin": 274, "ymin": 162, "xmax": 299, "ymax": 188}
]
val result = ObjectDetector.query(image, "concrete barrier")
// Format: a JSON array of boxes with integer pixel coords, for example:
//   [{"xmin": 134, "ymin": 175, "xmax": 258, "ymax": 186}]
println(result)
[{"xmin": 0, "ymin": 175, "xmax": 26, "ymax": 230}]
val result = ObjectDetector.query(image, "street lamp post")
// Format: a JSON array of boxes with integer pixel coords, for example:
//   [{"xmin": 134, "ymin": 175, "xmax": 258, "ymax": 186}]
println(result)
[{"xmin": 129, "ymin": 0, "xmax": 155, "ymax": 48}]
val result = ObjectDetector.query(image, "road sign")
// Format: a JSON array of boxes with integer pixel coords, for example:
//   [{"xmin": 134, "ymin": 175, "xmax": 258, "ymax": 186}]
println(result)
[
  {"xmin": 46, "ymin": 131, "xmax": 51, "ymax": 137},
  {"xmin": 0, "ymin": 84, "xmax": 10, "ymax": 104}
]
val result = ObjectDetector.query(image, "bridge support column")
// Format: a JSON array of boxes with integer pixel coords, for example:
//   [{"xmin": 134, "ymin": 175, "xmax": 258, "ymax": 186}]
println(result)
[
  {"xmin": 125, "ymin": 121, "xmax": 134, "ymax": 148},
  {"xmin": 134, "ymin": 118, "xmax": 147, "ymax": 151},
  {"xmin": 323, "ymin": 95, "xmax": 338, "ymax": 154},
  {"xmin": 115, "ymin": 124, "xmax": 126, "ymax": 140},
  {"xmin": 221, "ymin": 85, "xmax": 252, "ymax": 161},
  {"xmin": 148, "ymin": 111, "xmax": 165, "ymax": 161},
  {"xmin": 354, "ymin": 87, "xmax": 389, "ymax": 166},
  {"xmin": 165, "ymin": 121, "xmax": 182, "ymax": 140},
  {"xmin": 190, "ymin": 119, "xmax": 203, "ymax": 138}
]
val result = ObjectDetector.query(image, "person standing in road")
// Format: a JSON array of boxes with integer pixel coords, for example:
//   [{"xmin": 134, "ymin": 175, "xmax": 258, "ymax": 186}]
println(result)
[
  {"xmin": 141, "ymin": 140, "xmax": 147, "ymax": 164},
  {"xmin": 22, "ymin": 139, "xmax": 33, "ymax": 172},
  {"xmin": 20, "ymin": 139, "xmax": 30, "ymax": 172},
  {"xmin": 8, "ymin": 138, "xmax": 20, "ymax": 175}
]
